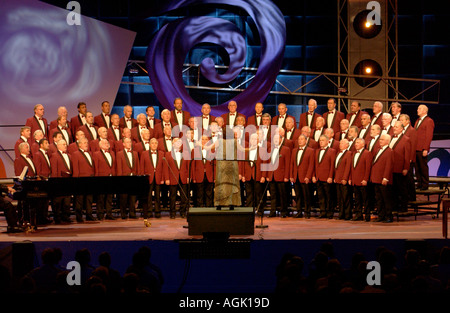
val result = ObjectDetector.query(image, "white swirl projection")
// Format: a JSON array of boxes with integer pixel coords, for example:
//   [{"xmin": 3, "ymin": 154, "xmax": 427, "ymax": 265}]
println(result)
[{"xmin": 0, "ymin": 0, "xmax": 136, "ymax": 176}]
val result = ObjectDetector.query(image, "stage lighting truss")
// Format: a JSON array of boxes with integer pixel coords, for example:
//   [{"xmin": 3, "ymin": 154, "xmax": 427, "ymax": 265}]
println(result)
[{"xmin": 122, "ymin": 60, "xmax": 440, "ymax": 113}]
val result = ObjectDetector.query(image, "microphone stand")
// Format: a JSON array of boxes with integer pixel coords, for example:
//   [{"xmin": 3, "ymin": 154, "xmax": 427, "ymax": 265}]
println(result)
[{"xmin": 255, "ymin": 168, "xmax": 269, "ymax": 229}]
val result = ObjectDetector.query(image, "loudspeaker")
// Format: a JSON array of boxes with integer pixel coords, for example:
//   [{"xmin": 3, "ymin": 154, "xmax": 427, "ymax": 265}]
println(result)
[
  {"xmin": 348, "ymin": 0, "xmax": 388, "ymax": 110},
  {"xmin": 187, "ymin": 207, "xmax": 254, "ymax": 236},
  {"xmin": 12, "ymin": 241, "xmax": 35, "ymax": 278}
]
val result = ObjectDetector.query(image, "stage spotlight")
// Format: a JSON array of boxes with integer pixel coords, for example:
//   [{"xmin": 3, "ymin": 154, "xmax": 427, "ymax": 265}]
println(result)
[
  {"xmin": 354, "ymin": 59, "xmax": 382, "ymax": 88},
  {"xmin": 353, "ymin": 9, "xmax": 382, "ymax": 39}
]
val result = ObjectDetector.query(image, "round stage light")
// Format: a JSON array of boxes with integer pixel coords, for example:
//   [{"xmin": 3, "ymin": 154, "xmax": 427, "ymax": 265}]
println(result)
[
  {"xmin": 354, "ymin": 59, "xmax": 382, "ymax": 87},
  {"xmin": 353, "ymin": 9, "xmax": 382, "ymax": 39}
]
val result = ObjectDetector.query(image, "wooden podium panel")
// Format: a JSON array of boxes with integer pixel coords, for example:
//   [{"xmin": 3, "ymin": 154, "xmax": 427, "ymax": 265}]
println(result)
[{"xmin": 187, "ymin": 207, "xmax": 255, "ymax": 236}]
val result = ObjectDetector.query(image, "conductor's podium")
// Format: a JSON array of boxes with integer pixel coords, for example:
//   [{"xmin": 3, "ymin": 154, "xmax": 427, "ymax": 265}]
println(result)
[{"xmin": 187, "ymin": 207, "xmax": 255, "ymax": 236}]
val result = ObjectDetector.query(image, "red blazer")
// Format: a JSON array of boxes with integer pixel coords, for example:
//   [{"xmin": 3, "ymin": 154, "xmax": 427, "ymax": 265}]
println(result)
[
  {"xmin": 220, "ymin": 112, "xmax": 246, "ymax": 128},
  {"xmin": 157, "ymin": 137, "xmax": 174, "ymax": 152},
  {"xmin": 334, "ymin": 150, "xmax": 352, "ymax": 183},
  {"xmin": 285, "ymin": 128, "xmax": 301, "ymax": 143},
  {"xmin": 335, "ymin": 129, "xmax": 349, "ymax": 141},
  {"xmin": 89, "ymin": 138, "xmax": 114, "ymax": 154},
  {"xmin": 272, "ymin": 114, "xmax": 296, "ymax": 130},
  {"xmin": 404, "ymin": 125, "xmax": 418, "ymax": 163},
  {"xmin": 358, "ymin": 125, "xmax": 371, "ymax": 141},
  {"xmin": 266, "ymin": 145, "xmax": 291, "ymax": 182},
  {"xmin": 139, "ymin": 150, "xmax": 165, "ymax": 184},
  {"xmin": 153, "ymin": 121, "xmax": 174, "ymax": 139},
  {"xmin": 313, "ymin": 147, "xmax": 336, "ymax": 181},
  {"xmin": 163, "ymin": 150, "xmax": 191, "ymax": 185},
  {"xmin": 50, "ymin": 151, "xmax": 72, "ymax": 177},
  {"xmin": 346, "ymin": 110, "xmax": 367, "ymax": 128},
  {"xmin": 131, "ymin": 126, "xmax": 154, "ymax": 144},
  {"xmin": 241, "ymin": 146, "xmax": 267, "ymax": 182},
  {"xmin": 310, "ymin": 127, "xmax": 325, "ymax": 141},
  {"xmin": 366, "ymin": 136, "xmax": 381, "ymax": 156},
  {"xmin": 49, "ymin": 119, "xmax": 71, "ymax": 133},
  {"xmin": 146, "ymin": 117, "xmax": 161, "ymax": 130},
  {"xmin": 299, "ymin": 112, "xmax": 321, "ymax": 129},
  {"xmin": 49, "ymin": 126, "xmax": 72, "ymax": 145},
  {"xmin": 94, "ymin": 113, "xmax": 111, "ymax": 129},
  {"xmin": 306, "ymin": 137, "xmax": 319, "ymax": 150},
  {"xmin": 93, "ymin": 150, "xmax": 116, "ymax": 176},
  {"xmin": 192, "ymin": 147, "xmax": 215, "ymax": 183},
  {"xmin": 34, "ymin": 149, "xmax": 51, "ymax": 179},
  {"xmin": 79, "ymin": 124, "xmax": 98, "ymax": 142},
  {"xmin": 48, "ymin": 142, "xmax": 59, "ymax": 157},
  {"xmin": 67, "ymin": 142, "xmax": 83, "ymax": 155},
  {"xmin": 107, "ymin": 126, "xmax": 122, "ymax": 142},
  {"xmin": 170, "ymin": 110, "xmax": 191, "ymax": 127},
  {"xmin": 14, "ymin": 138, "xmax": 29, "ymax": 159},
  {"xmin": 246, "ymin": 114, "xmax": 263, "ymax": 127},
  {"xmin": 116, "ymin": 149, "xmax": 139, "ymax": 176},
  {"xmin": 391, "ymin": 134, "xmax": 411, "ymax": 174},
  {"xmin": 328, "ymin": 138, "xmax": 340, "ymax": 151},
  {"xmin": 350, "ymin": 149, "xmax": 373, "ymax": 186},
  {"xmin": 14, "ymin": 155, "xmax": 37, "ymax": 177},
  {"xmin": 290, "ymin": 146, "xmax": 314, "ymax": 182},
  {"xmin": 323, "ymin": 110, "xmax": 345, "ymax": 134},
  {"xmin": 414, "ymin": 116, "xmax": 434, "ymax": 152},
  {"xmin": 370, "ymin": 147, "xmax": 393, "ymax": 184},
  {"xmin": 133, "ymin": 141, "xmax": 151, "ymax": 158},
  {"xmin": 72, "ymin": 150, "xmax": 95, "ymax": 177},
  {"xmin": 70, "ymin": 114, "xmax": 86, "ymax": 135},
  {"xmin": 30, "ymin": 140, "xmax": 40, "ymax": 157},
  {"xmin": 26, "ymin": 116, "xmax": 49, "ymax": 137},
  {"xmin": 198, "ymin": 115, "xmax": 216, "ymax": 131},
  {"xmin": 119, "ymin": 116, "xmax": 138, "ymax": 129},
  {"xmin": 370, "ymin": 113, "xmax": 384, "ymax": 128}
]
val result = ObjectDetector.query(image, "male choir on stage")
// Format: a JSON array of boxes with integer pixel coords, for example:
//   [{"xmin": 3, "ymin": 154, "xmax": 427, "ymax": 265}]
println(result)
[{"xmin": 6, "ymin": 98, "xmax": 434, "ymax": 231}]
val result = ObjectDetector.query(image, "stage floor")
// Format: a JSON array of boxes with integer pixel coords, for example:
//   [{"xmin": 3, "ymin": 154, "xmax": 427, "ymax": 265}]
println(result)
[{"xmin": 0, "ymin": 212, "xmax": 445, "ymax": 242}]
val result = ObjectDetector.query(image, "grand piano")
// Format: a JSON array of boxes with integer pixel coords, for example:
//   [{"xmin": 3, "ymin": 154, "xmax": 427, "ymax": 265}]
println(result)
[{"xmin": 11, "ymin": 176, "xmax": 150, "ymax": 230}]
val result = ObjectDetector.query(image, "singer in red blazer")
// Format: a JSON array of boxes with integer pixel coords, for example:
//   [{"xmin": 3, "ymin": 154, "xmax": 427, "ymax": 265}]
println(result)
[
  {"xmin": 119, "ymin": 116, "xmax": 138, "ymax": 129},
  {"xmin": 350, "ymin": 146, "xmax": 373, "ymax": 221},
  {"xmin": 14, "ymin": 155, "xmax": 37, "ymax": 178},
  {"xmin": 220, "ymin": 112, "xmax": 246, "ymax": 128},
  {"xmin": 391, "ymin": 134, "xmax": 411, "ymax": 174},
  {"xmin": 72, "ymin": 150, "xmax": 95, "ymax": 178},
  {"xmin": 26, "ymin": 115, "xmax": 49, "ymax": 138},
  {"xmin": 34, "ymin": 149, "xmax": 51, "ymax": 179},
  {"xmin": 94, "ymin": 112, "xmax": 111, "ymax": 129},
  {"xmin": 50, "ymin": 151, "xmax": 72, "ymax": 178},
  {"xmin": 79, "ymin": 124, "xmax": 98, "ymax": 142},
  {"xmin": 391, "ymin": 133, "xmax": 411, "ymax": 212},
  {"xmin": 290, "ymin": 146, "xmax": 314, "ymax": 184},
  {"xmin": 370, "ymin": 144, "xmax": 394, "ymax": 222},
  {"xmin": 414, "ymin": 112, "xmax": 435, "ymax": 189},
  {"xmin": 313, "ymin": 145, "xmax": 336, "ymax": 218},
  {"xmin": 49, "ymin": 125, "xmax": 72, "ymax": 145},
  {"xmin": 334, "ymin": 149, "xmax": 352, "ymax": 220},
  {"xmin": 323, "ymin": 110, "xmax": 345, "ymax": 134},
  {"xmin": 350, "ymin": 149, "xmax": 372, "ymax": 187},
  {"xmin": 164, "ymin": 147, "xmax": 191, "ymax": 218},
  {"xmin": 170, "ymin": 109, "xmax": 191, "ymax": 127},
  {"xmin": 346, "ymin": 110, "xmax": 366, "ymax": 128},
  {"xmin": 272, "ymin": 114, "xmax": 296, "ymax": 130},
  {"xmin": 116, "ymin": 149, "xmax": 139, "ymax": 176},
  {"xmin": 139, "ymin": 148, "xmax": 165, "ymax": 218},
  {"xmin": 313, "ymin": 147, "xmax": 335, "ymax": 182},
  {"xmin": 266, "ymin": 145, "xmax": 291, "ymax": 183},
  {"xmin": 191, "ymin": 145, "xmax": 215, "ymax": 207},
  {"xmin": 299, "ymin": 111, "xmax": 321, "ymax": 130},
  {"xmin": 370, "ymin": 147, "xmax": 393, "ymax": 185},
  {"xmin": 93, "ymin": 149, "xmax": 116, "ymax": 177}
]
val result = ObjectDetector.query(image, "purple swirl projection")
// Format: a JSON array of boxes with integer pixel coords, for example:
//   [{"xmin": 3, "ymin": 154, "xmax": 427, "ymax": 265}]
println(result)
[{"xmin": 145, "ymin": 0, "xmax": 286, "ymax": 117}]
